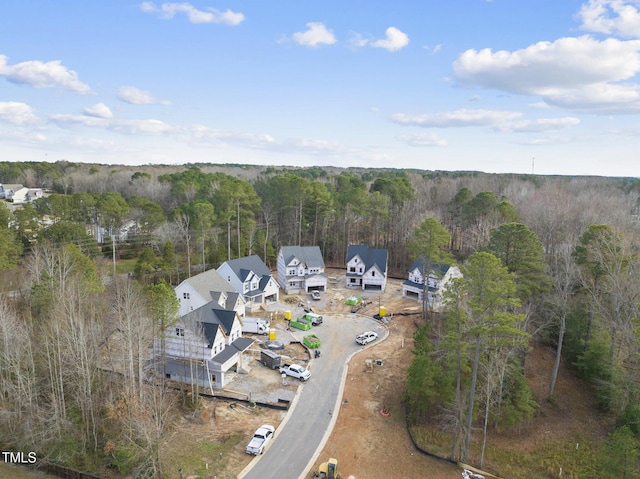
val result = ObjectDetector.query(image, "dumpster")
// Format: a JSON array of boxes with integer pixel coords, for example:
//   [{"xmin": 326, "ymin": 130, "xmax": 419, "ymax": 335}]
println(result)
[{"xmin": 303, "ymin": 334, "xmax": 321, "ymax": 349}]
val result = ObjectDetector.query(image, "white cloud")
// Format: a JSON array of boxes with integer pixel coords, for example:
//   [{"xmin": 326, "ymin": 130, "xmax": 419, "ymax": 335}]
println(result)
[
  {"xmin": 292, "ymin": 22, "xmax": 337, "ymax": 47},
  {"xmin": 84, "ymin": 103, "xmax": 113, "ymax": 119},
  {"xmin": 140, "ymin": 2, "xmax": 244, "ymax": 25},
  {"xmin": 578, "ymin": 0, "xmax": 640, "ymax": 37},
  {"xmin": 117, "ymin": 86, "xmax": 169, "ymax": 105},
  {"xmin": 50, "ymin": 112, "xmax": 172, "ymax": 135},
  {"xmin": 348, "ymin": 32, "xmax": 369, "ymax": 49},
  {"xmin": 390, "ymin": 109, "xmax": 522, "ymax": 128},
  {"xmin": 453, "ymin": 35, "xmax": 640, "ymax": 113},
  {"xmin": 0, "ymin": 55, "xmax": 91, "ymax": 94},
  {"xmin": 371, "ymin": 27, "xmax": 409, "ymax": 52},
  {"xmin": 398, "ymin": 132, "xmax": 447, "ymax": 147},
  {"xmin": 495, "ymin": 117, "xmax": 581, "ymax": 133},
  {"xmin": 0, "ymin": 102, "xmax": 39, "ymax": 125},
  {"xmin": 49, "ymin": 113, "xmax": 109, "ymax": 128},
  {"xmin": 110, "ymin": 119, "xmax": 173, "ymax": 135}
]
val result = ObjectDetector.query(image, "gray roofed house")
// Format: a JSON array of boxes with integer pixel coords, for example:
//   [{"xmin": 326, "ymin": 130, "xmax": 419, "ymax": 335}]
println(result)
[
  {"xmin": 402, "ymin": 255, "xmax": 462, "ymax": 308},
  {"xmin": 175, "ymin": 268, "xmax": 246, "ymax": 318},
  {"xmin": 154, "ymin": 301, "xmax": 253, "ymax": 389},
  {"xmin": 345, "ymin": 244, "xmax": 388, "ymax": 291},
  {"xmin": 217, "ymin": 255, "xmax": 279, "ymax": 311},
  {"xmin": 277, "ymin": 246, "xmax": 327, "ymax": 294}
]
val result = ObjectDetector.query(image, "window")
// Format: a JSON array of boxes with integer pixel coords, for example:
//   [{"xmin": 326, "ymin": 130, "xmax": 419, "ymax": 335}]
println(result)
[
  {"xmin": 371, "ymin": 271, "xmax": 375, "ymax": 277},
  {"xmin": 350, "ymin": 267, "xmax": 356, "ymax": 272},
  {"xmin": 175, "ymin": 327, "xmax": 184, "ymax": 337}
]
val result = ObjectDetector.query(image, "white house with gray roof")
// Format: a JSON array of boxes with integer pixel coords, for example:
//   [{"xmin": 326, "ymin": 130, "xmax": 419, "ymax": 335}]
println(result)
[
  {"xmin": 217, "ymin": 255, "xmax": 279, "ymax": 312},
  {"xmin": 0, "ymin": 184, "xmax": 43, "ymax": 203},
  {"xmin": 277, "ymin": 246, "xmax": 327, "ymax": 294},
  {"xmin": 154, "ymin": 301, "xmax": 253, "ymax": 389},
  {"xmin": 175, "ymin": 268, "xmax": 246, "ymax": 318},
  {"xmin": 346, "ymin": 244, "xmax": 388, "ymax": 291},
  {"xmin": 402, "ymin": 255, "xmax": 462, "ymax": 308}
]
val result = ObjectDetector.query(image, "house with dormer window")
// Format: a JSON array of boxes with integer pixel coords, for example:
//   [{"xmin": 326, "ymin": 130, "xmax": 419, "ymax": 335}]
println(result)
[
  {"xmin": 217, "ymin": 255, "xmax": 279, "ymax": 312},
  {"xmin": 174, "ymin": 268, "xmax": 246, "ymax": 318},
  {"xmin": 154, "ymin": 301, "xmax": 253, "ymax": 389},
  {"xmin": 277, "ymin": 246, "xmax": 327, "ymax": 294},
  {"xmin": 345, "ymin": 244, "xmax": 388, "ymax": 291},
  {"xmin": 402, "ymin": 255, "xmax": 462, "ymax": 307}
]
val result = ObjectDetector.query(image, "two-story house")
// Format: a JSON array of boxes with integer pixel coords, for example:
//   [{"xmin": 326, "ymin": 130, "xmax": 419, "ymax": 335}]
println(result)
[
  {"xmin": 155, "ymin": 301, "xmax": 253, "ymax": 389},
  {"xmin": 402, "ymin": 255, "xmax": 462, "ymax": 307},
  {"xmin": 0, "ymin": 184, "xmax": 23, "ymax": 200},
  {"xmin": 217, "ymin": 255, "xmax": 279, "ymax": 312},
  {"xmin": 277, "ymin": 246, "xmax": 327, "ymax": 294},
  {"xmin": 345, "ymin": 245, "xmax": 388, "ymax": 291},
  {"xmin": 175, "ymin": 268, "xmax": 246, "ymax": 318},
  {"xmin": 1, "ymin": 184, "xmax": 43, "ymax": 203}
]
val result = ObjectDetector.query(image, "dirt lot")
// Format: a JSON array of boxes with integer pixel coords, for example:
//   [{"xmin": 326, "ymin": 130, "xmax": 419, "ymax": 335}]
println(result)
[{"xmin": 164, "ymin": 276, "xmax": 608, "ymax": 479}]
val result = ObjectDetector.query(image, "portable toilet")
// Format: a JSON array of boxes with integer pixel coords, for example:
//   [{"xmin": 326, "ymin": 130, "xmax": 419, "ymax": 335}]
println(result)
[
  {"xmin": 269, "ymin": 328, "xmax": 277, "ymax": 340},
  {"xmin": 284, "ymin": 310, "xmax": 292, "ymax": 320},
  {"xmin": 379, "ymin": 305, "xmax": 387, "ymax": 317}
]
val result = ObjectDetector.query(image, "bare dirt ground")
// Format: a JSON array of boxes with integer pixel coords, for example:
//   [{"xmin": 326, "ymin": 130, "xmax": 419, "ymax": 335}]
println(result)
[{"xmin": 164, "ymin": 276, "xmax": 610, "ymax": 479}]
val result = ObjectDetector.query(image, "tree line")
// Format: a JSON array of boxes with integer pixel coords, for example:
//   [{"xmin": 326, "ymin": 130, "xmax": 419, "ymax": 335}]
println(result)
[{"xmin": 2, "ymin": 160, "xmax": 640, "ymax": 476}]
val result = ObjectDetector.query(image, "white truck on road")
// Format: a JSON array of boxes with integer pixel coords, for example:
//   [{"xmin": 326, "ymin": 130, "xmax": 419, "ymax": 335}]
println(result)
[
  {"xmin": 242, "ymin": 317, "xmax": 270, "ymax": 335},
  {"xmin": 279, "ymin": 363, "xmax": 311, "ymax": 381}
]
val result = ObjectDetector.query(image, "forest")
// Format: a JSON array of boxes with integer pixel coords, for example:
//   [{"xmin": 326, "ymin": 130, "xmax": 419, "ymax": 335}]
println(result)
[{"xmin": 1, "ymin": 160, "xmax": 640, "ymax": 478}]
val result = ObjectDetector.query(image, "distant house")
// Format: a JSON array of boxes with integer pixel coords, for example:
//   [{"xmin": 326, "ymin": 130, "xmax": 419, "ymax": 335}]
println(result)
[
  {"xmin": 175, "ymin": 268, "xmax": 246, "ymax": 318},
  {"xmin": 0, "ymin": 184, "xmax": 22, "ymax": 200},
  {"xmin": 154, "ymin": 301, "xmax": 254, "ymax": 389},
  {"xmin": 345, "ymin": 245, "xmax": 388, "ymax": 291},
  {"xmin": 217, "ymin": 255, "xmax": 279, "ymax": 312},
  {"xmin": 277, "ymin": 246, "xmax": 327, "ymax": 294},
  {"xmin": 402, "ymin": 255, "xmax": 462, "ymax": 307},
  {"xmin": 1, "ymin": 184, "xmax": 43, "ymax": 203}
]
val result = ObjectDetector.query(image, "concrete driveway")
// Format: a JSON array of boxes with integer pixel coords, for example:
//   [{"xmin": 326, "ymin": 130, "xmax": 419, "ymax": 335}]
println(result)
[{"xmin": 238, "ymin": 312, "xmax": 385, "ymax": 479}]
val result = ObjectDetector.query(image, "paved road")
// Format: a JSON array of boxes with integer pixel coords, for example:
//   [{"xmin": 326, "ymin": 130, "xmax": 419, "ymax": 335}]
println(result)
[{"xmin": 238, "ymin": 312, "xmax": 385, "ymax": 479}]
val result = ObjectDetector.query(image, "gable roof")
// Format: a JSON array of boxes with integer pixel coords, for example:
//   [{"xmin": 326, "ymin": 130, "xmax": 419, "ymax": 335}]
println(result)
[
  {"xmin": 408, "ymin": 255, "xmax": 451, "ymax": 278},
  {"xmin": 182, "ymin": 301, "xmax": 238, "ymax": 348},
  {"xmin": 221, "ymin": 255, "xmax": 271, "ymax": 281},
  {"xmin": 212, "ymin": 336, "xmax": 254, "ymax": 363},
  {"xmin": 280, "ymin": 246, "xmax": 325, "ymax": 268},
  {"xmin": 347, "ymin": 244, "xmax": 388, "ymax": 274},
  {"xmin": 179, "ymin": 268, "xmax": 237, "ymax": 300}
]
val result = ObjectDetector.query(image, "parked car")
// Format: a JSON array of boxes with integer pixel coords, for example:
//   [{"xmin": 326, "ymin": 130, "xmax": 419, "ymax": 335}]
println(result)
[
  {"xmin": 355, "ymin": 331, "xmax": 378, "ymax": 345},
  {"xmin": 303, "ymin": 312, "xmax": 323, "ymax": 325},
  {"xmin": 311, "ymin": 290, "xmax": 321, "ymax": 300},
  {"xmin": 279, "ymin": 363, "xmax": 311, "ymax": 381},
  {"xmin": 245, "ymin": 424, "xmax": 275, "ymax": 455}
]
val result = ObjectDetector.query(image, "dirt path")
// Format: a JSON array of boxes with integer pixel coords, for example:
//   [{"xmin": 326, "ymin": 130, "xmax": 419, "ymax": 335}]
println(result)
[{"xmin": 310, "ymin": 312, "xmax": 462, "ymax": 479}]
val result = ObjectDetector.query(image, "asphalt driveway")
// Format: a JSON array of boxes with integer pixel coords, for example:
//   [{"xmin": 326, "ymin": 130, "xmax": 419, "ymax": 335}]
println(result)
[{"xmin": 238, "ymin": 312, "xmax": 385, "ymax": 479}]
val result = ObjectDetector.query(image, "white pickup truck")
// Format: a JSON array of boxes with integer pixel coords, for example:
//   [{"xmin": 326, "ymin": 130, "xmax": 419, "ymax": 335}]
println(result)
[
  {"xmin": 245, "ymin": 424, "xmax": 275, "ymax": 455},
  {"xmin": 279, "ymin": 363, "xmax": 311, "ymax": 381}
]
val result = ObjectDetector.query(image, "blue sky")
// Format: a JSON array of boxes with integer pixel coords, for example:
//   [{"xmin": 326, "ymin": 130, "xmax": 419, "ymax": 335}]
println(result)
[{"xmin": 2, "ymin": 1, "xmax": 640, "ymax": 177}]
